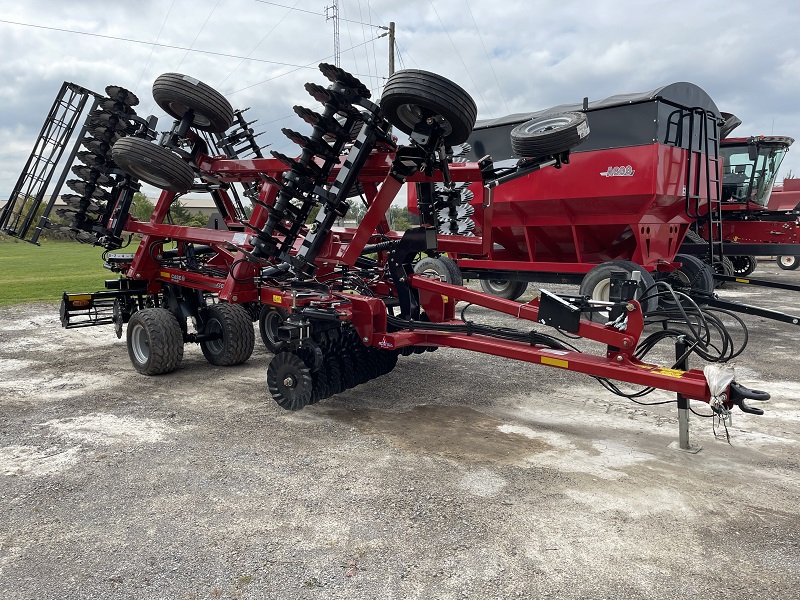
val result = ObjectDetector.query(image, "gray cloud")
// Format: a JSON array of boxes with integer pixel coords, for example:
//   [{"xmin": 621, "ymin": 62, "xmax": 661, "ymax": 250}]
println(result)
[{"xmin": 2, "ymin": 0, "xmax": 800, "ymax": 200}]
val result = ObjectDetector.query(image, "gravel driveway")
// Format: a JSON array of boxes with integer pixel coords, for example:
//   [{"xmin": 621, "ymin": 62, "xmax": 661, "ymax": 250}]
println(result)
[{"xmin": 1, "ymin": 265, "xmax": 799, "ymax": 599}]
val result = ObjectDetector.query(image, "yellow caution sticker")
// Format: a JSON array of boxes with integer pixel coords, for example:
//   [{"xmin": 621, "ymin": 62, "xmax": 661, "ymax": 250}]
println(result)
[
  {"xmin": 160, "ymin": 271, "xmax": 170, "ymax": 279},
  {"xmin": 541, "ymin": 356, "xmax": 569, "ymax": 369},
  {"xmin": 443, "ymin": 295, "xmax": 449, "ymax": 304},
  {"xmin": 735, "ymin": 278, "xmax": 749, "ymax": 284},
  {"xmin": 651, "ymin": 367, "xmax": 685, "ymax": 378},
  {"xmin": 273, "ymin": 294, "xmax": 282, "ymax": 304}
]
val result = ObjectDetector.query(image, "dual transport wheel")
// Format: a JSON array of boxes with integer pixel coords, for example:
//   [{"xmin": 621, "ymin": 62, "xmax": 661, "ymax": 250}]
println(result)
[
  {"xmin": 126, "ymin": 304, "xmax": 254, "ymax": 375},
  {"xmin": 112, "ymin": 73, "xmax": 235, "ymax": 193},
  {"xmin": 777, "ymin": 255, "xmax": 800, "ymax": 270}
]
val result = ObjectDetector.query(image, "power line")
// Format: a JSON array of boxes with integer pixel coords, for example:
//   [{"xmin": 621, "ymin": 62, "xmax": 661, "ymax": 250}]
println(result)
[
  {"xmin": 427, "ymin": 0, "xmax": 492, "ymax": 118},
  {"xmin": 226, "ymin": 34, "xmax": 387, "ymax": 95},
  {"xmin": 253, "ymin": 0, "xmax": 387, "ymax": 28},
  {"xmin": 134, "ymin": 0, "xmax": 176, "ymax": 95},
  {"xmin": 217, "ymin": 0, "xmax": 304, "ymax": 89},
  {"xmin": 0, "ymin": 18, "xmax": 320, "ymax": 71},
  {"xmin": 465, "ymin": 0, "xmax": 509, "ymax": 114}
]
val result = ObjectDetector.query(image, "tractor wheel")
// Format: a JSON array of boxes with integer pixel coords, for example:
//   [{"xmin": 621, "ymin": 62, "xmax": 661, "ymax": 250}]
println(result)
[
  {"xmin": 126, "ymin": 308, "xmax": 184, "ymax": 375},
  {"xmin": 479, "ymin": 279, "xmax": 528, "ymax": 301},
  {"xmin": 510, "ymin": 112, "xmax": 590, "ymax": 158},
  {"xmin": 199, "ymin": 303, "xmax": 255, "ymax": 366},
  {"xmin": 112, "ymin": 137, "xmax": 195, "ymax": 193},
  {"xmin": 579, "ymin": 260, "xmax": 658, "ymax": 322},
  {"xmin": 413, "ymin": 256, "xmax": 463, "ymax": 285},
  {"xmin": 258, "ymin": 305, "xmax": 290, "ymax": 353},
  {"xmin": 152, "ymin": 72, "xmax": 234, "ymax": 133},
  {"xmin": 777, "ymin": 255, "xmax": 800, "ymax": 270},
  {"xmin": 730, "ymin": 255, "xmax": 758, "ymax": 277},
  {"xmin": 380, "ymin": 69, "xmax": 477, "ymax": 146},
  {"xmin": 267, "ymin": 352, "xmax": 313, "ymax": 411}
]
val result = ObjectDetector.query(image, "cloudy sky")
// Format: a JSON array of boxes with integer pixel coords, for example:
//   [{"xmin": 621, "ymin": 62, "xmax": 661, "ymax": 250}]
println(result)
[{"xmin": 2, "ymin": 0, "xmax": 800, "ymax": 201}]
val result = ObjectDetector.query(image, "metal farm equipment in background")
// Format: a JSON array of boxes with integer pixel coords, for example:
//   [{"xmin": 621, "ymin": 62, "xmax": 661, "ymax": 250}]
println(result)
[{"xmin": 6, "ymin": 65, "xmax": 772, "ymax": 448}]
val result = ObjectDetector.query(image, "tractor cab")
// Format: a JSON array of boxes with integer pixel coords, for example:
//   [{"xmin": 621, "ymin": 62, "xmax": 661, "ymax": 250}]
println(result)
[{"xmin": 720, "ymin": 136, "xmax": 793, "ymax": 208}]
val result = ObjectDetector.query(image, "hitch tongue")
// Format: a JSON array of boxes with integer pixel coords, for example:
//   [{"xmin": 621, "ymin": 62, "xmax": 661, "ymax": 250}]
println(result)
[{"xmin": 728, "ymin": 382, "xmax": 770, "ymax": 415}]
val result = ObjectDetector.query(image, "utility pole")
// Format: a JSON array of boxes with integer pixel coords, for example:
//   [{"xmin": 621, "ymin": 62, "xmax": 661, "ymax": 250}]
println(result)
[
  {"xmin": 325, "ymin": 0, "xmax": 340, "ymax": 67},
  {"xmin": 388, "ymin": 22, "xmax": 395, "ymax": 75}
]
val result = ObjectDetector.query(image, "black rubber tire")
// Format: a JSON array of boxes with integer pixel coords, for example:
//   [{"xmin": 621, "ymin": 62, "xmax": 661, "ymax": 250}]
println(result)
[
  {"xmin": 199, "ymin": 303, "xmax": 255, "ymax": 366},
  {"xmin": 152, "ymin": 72, "xmax": 234, "ymax": 133},
  {"xmin": 258, "ymin": 305, "xmax": 290, "ymax": 353},
  {"xmin": 338, "ymin": 352, "xmax": 357, "ymax": 390},
  {"xmin": 413, "ymin": 256, "xmax": 463, "ymax": 285},
  {"xmin": 730, "ymin": 255, "xmax": 758, "ymax": 277},
  {"xmin": 267, "ymin": 352, "xmax": 313, "ymax": 411},
  {"xmin": 479, "ymin": 279, "xmax": 528, "ymax": 301},
  {"xmin": 126, "ymin": 308, "xmax": 184, "ymax": 375},
  {"xmin": 510, "ymin": 112, "xmax": 590, "ymax": 158},
  {"xmin": 112, "ymin": 137, "xmax": 195, "ymax": 193},
  {"xmin": 777, "ymin": 255, "xmax": 800, "ymax": 271},
  {"xmin": 380, "ymin": 69, "xmax": 477, "ymax": 146},
  {"xmin": 579, "ymin": 260, "xmax": 658, "ymax": 322},
  {"xmin": 665, "ymin": 254, "xmax": 716, "ymax": 294}
]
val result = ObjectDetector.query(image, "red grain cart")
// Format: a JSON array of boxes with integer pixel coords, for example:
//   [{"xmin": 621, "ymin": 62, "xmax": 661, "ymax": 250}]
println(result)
[{"xmin": 411, "ymin": 82, "xmax": 729, "ymax": 306}]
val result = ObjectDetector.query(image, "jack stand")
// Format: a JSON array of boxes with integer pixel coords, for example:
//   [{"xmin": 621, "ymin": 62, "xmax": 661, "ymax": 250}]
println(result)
[{"xmin": 670, "ymin": 337, "xmax": 702, "ymax": 453}]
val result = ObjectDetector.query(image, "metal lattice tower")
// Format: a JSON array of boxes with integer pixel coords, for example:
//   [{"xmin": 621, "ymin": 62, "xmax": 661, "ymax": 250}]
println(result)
[{"xmin": 325, "ymin": 0, "xmax": 340, "ymax": 67}]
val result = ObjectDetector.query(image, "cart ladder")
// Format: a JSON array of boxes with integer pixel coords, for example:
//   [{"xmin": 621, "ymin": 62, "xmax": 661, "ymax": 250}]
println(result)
[
  {"xmin": 0, "ymin": 82, "xmax": 99, "ymax": 243},
  {"xmin": 684, "ymin": 108, "xmax": 724, "ymax": 268}
]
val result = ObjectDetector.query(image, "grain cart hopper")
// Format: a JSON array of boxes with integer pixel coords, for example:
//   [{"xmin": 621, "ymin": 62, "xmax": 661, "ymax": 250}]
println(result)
[
  {"xmin": 409, "ymin": 82, "xmax": 727, "ymax": 306},
  {"xmin": 409, "ymin": 83, "xmax": 800, "ymax": 326},
  {"xmin": 5, "ymin": 66, "xmax": 770, "ymax": 447}
]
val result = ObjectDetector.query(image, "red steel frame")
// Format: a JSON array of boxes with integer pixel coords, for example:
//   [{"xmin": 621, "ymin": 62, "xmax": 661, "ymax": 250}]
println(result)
[{"xmin": 102, "ymin": 142, "xmax": 726, "ymax": 405}]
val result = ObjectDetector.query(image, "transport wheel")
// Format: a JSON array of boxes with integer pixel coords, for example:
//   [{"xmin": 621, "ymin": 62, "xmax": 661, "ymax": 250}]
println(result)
[
  {"xmin": 380, "ymin": 69, "xmax": 477, "ymax": 146},
  {"xmin": 777, "ymin": 255, "xmax": 800, "ymax": 270},
  {"xmin": 112, "ymin": 137, "xmax": 195, "ymax": 193},
  {"xmin": 267, "ymin": 352, "xmax": 313, "ymax": 411},
  {"xmin": 126, "ymin": 308, "xmax": 184, "ymax": 375},
  {"xmin": 199, "ymin": 303, "xmax": 255, "ymax": 366},
  {"xmin": 510, "ymin": 112, "xmax": 590, "ymax": 158},
  {"xmin": 152, "ymin": 72, "xmax": 234, "ymax": 133},
  {"xmin": 579, "ymin": 260, "xmax": 658, "ymax": 322},
  {"xmin": 660, "ymin": 254, "xmax": 715, "ymax": 307},
  {"xmin": 730, "ymin": 255, "xmax": 758, "ymax": 277},
  {"xmin": 258, "ymin": 305, "xmax": 290, "ymax": 353},
  {"xmin": 479, "ymin": 279, "xmax": 528, "ymax": 301},
  {"xmin": 413, "ymin": 256, "xmax": 463, "ymax": 285}
]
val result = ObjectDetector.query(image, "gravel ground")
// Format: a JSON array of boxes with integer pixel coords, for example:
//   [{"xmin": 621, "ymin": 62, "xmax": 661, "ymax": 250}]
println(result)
[{"xmin": 1, "ymin": 262, "xmax": 799, "ymax": 599}]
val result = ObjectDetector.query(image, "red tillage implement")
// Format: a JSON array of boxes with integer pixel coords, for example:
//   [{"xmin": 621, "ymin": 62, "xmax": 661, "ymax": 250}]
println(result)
[{"xmin": 3, "ymin": 66, "xmax": 769, "ymax": 445}]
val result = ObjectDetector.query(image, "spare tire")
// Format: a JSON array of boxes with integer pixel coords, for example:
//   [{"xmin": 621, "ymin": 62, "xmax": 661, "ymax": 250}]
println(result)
[{"xmin": 510, "ymin": 112, "xmax": 589, "ymax": 158}]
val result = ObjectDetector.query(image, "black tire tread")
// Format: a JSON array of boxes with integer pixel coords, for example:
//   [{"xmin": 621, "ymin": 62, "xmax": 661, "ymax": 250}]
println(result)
[
  {"xmin": 152, "ymin": 72, "xmax": 234, "ymax": 133},
  {"xmin": 200, "ymin": 303, "xmax": 255, "ymax": 366},
  {"xmin": 380, "ymin": 69, "xmax": 477, "ymax": 145},
  {"xmin": 510, "ymin": 112, "xmax": 589, "ymax": 158},
  {"xmin": 112, "ymin": 137, "xmax": 194, "ymax": 193},
  {"xmin": 126, "ymin": 308, "xmax": 184, "ymax": 375}
]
